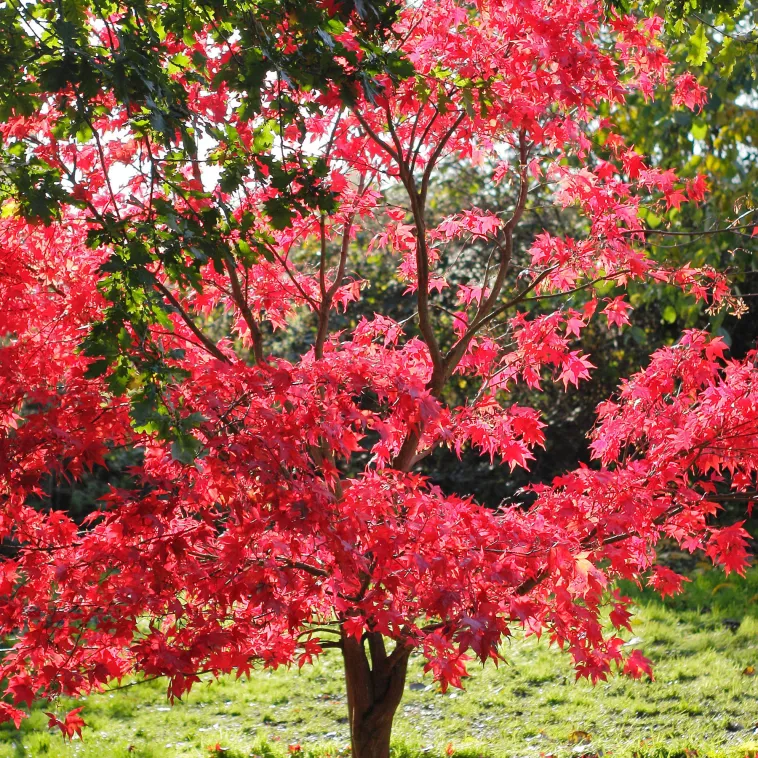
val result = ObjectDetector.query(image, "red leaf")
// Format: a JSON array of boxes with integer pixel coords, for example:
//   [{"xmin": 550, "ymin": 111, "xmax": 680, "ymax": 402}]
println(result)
[
  {"xmin": 46, "ymin": 707, "xmax": 86, "ymax": 740},
  {"xmin": 624, "ymin": 650, "xmax": 654, "ymax": 680}
]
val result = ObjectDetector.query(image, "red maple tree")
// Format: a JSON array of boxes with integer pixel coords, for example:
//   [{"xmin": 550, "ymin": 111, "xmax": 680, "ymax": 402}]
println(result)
[{"xmin": 1, "ymin": 0, "xmax": 756, "ymax": 756}]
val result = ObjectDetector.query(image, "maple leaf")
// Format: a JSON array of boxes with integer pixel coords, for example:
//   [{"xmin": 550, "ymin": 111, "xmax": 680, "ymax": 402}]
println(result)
[
  {"xmin": 330, "ymin": 170, "xmax": 349, "ymax": 194},
  {"xmin": 665, "ymin": 189, "xmax": 688, "ymax": 211},
  {"xmin": 603, "ymin": 297, "xmax": 633, "ymax": 329},
  {"xmin": 623, "ymin": 650, "xmax": 654, "ymax": 680},
  {"xmin": 621, "ymin": 148, "xmax": 647, "ymax": 179},
  {"xmin": 7, "ymin": 674, "xmax": 35, "ymax": 709},
  {"xmin": 0, "ymin": 703, "xmax": 26, "ymax": 729},
  {"xmin": 648, "ymin": 566, "xmax": 689, "ymax": 598},
  {"xmin": 565, "ymin": 315, "xmax": 586, "ymax": 338},
  {"xmin": 45, "ymin": 708, "xmax": 86, "ymax": 740},
  {"xmin": 342, "ymin": 616, "xmax": 365, "ymax": 640},
  {"xmin": 610, "ymin": 603, "xmax": 633, "ymax": 632},
  {"xmin": 686, "ymin": 175, "xmax": 708, "ymax": 203},
  {"xmin": 559, "ymin": 352, "xmax": 596, "ymax": 389},
  {"xmin": 672, "ymin": 73, "xmax": 707, "ymax": 112}
]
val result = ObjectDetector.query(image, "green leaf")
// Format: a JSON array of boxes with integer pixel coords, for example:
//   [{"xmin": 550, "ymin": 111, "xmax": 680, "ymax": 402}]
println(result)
[
  {"xmin": 236, "ymin": 239, "xmax": 258, "ymax": 264},
  {"xmin": 687, "ymin": 25, "xmax": 709, "ymax": 67},
  {"xmin": 171, "ymin": 434, "xmax": 203, "ymax": 464},
  {"xmin": 253, "ymin": 121, "xmax": 275, "ymax": 153},
  {"xmin": 646, "ymin": 210, "xmax": 662, "ymax": 229},
  {"xmin": 83, "ymin": 358, "xmax": 110, "ymax": 379},
  {"xmin": 715, "ymin": 37, "xmax": 738, "ymax": 77},
  {"xmin": 462, "ymin": 88, "xmax": 475, "ymax": 118},
  {"xmin": 264, "ymin": 197, "xmax": 296, "ymax": 230},
  {"xmin": 691, "ymin": 119, "xmax": 707, "ymax": 140}
]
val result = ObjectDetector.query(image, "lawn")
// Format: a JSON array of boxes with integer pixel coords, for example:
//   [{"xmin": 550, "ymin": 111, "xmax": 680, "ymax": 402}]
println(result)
[{"xmin": 3, "ymin": 567, "xmax": 758, "ymax": 758}]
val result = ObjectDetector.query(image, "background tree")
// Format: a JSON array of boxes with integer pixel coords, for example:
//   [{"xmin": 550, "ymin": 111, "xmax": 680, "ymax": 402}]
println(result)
[
  {"xmin": 1, "ymin": 1, "xmax": 758, "ymax": 757},
  {"xmin": 613, "ymin": 0, "xmax": 758, "ymax": 344}
]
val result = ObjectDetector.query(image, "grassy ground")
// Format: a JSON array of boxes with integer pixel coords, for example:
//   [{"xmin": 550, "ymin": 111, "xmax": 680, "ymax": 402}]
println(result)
[{"xmin": 3, "ymin": 567, "xmax": 758, "ymax": 758}]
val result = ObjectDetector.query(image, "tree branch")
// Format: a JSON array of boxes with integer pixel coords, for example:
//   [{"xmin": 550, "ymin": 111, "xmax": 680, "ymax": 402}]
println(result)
[
  {"xmin": 419, "ymin": 111, "xmax": 466, "ymax": 207},
  {"xmin": 314, "ymin": 179, "xmax": 362, "ymax": 360},
  {"xmin": 439, "ymin": 133, "xmax": 532, "ymax": 383},
  {"xmin": 516, "ymin": 504, "xmax": 686, "ymax": 595},
  {"xmin": 154, "ymin": 282, "xmax": 229, "ymax": 363},
  {"xmin": 223, "ymin": 255, "xmax": 264, "ymax": 364},
  {"xmin": 351, "ymin": 108, "xmax": 401, "ymax": 163}
]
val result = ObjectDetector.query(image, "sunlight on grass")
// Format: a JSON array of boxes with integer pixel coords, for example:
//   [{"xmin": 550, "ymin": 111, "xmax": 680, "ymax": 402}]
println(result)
[{"xmin": 2, "ymin": 568, "xmax": 758, "ymax": 757}]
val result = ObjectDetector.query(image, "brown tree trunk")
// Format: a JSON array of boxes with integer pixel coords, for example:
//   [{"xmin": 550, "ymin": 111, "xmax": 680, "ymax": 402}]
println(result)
[{"xmin": 342, "ymin": 631, "xmax": 410, "ymax": 758}]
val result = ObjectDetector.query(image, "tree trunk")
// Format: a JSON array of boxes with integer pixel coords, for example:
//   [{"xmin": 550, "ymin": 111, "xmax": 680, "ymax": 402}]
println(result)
[{"xmin": 342, "ymin": 631, "xmax": 410, "ymax": 758}]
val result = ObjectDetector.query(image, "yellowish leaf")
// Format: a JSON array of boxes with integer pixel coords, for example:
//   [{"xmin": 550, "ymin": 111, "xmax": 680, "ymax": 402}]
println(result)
[{"xmin": 569, "ymin": 731, "xmax": 593, "ymax": 744}]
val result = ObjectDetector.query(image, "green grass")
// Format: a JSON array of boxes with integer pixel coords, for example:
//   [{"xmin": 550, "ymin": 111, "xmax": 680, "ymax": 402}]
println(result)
[{"xmin": 4, "ymin": 567, "xmax": 758, "ymax": 758}]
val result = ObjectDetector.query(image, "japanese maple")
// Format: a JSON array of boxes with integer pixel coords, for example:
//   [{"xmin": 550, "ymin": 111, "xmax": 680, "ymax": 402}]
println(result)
[{"xmin": 1, "ymin": 0, "xmax": 756, "ymax": 756}]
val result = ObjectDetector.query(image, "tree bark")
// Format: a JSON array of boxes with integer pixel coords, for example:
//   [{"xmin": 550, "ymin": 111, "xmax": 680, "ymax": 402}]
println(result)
[{"xmin": 342, "ymin": 632, "xmax": 410, "ymax": 758}]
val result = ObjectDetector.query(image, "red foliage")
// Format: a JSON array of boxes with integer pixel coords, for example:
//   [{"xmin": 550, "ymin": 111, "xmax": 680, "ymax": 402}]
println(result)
[
  {"xmin": 44, "ymin": 708, "xmax": 86, "ymax": 741},
  {"xmin": 0, "ymin": 0, "xmax": 755, "ymax": 738}
]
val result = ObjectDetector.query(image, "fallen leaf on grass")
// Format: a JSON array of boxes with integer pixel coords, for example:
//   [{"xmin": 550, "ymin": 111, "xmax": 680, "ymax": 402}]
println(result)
[{"xmin": 568, "ymin": 731, "xmax": 593, "ymax": 744}]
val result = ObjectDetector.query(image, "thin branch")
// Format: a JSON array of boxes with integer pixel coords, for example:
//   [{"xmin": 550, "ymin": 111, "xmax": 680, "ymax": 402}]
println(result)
[
  {"xmin": 419, "ymin": 111, "xmax": 466, "ymax": 207},
  {"xmin": 154, "ymin": 282, "xmax": 229, "ymax": 363},
  {"xmin": 521, "ymin": 269, "xmax": 631, "ymax": 304},
  {"xmin": 350, "ymin": 108, "xmax": 401, "ymax": 163},
  {"xmin": 516, "ymin": 505, "xmax": 686, "ymax": 595},
  {"xmin": 315, "ymin": 198, "xmax": 358, "ymax": 360},
  {"xmin": 279, "ymin": 559, "xmax": 329, "ymax": 578},
  {"xmin": 263, "ymin": 242, "xmax": 319, "ymax": 310},
  {"xmin": 404, "ymin": 102, "xmax": 426, "ymax": 164},
  {"xmin": 316, "ymin": 641, "xmax": 344, "ymax": 650},
  {"xmin": 223, "ymin": 256, "xmax": 264, "ymax": 364},
  {"xmin": 441, "ymin": 135, "xmax": 532, "ymax": 379},
  {"xmin": 468, "ymin": 266, "xmax": 560, "ymax": 333},
  {"xmin": 621, "ymin": 223, "xmax": 757, "ymax": 238},
  {"xmin": 410, "ymin": 107, "xmax": 440, "ymax": 176}
]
